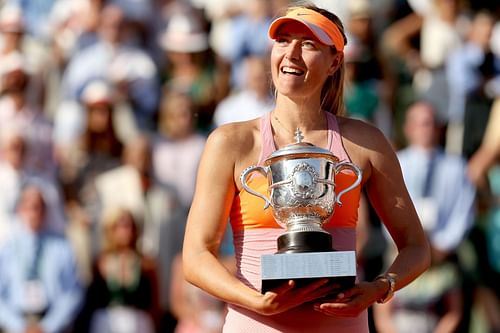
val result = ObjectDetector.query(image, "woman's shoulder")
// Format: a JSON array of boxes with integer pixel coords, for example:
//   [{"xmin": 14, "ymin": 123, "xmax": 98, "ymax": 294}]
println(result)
[
  {"xmin": 206, "ymin": 119, "xmax": 261, "ymax": 153},
  {"xmin": 337, "ymin": 116, "xmax": 390, "ymax": 149},
  {"xmin": 336, "ymin": 116, "xmax": 396, "ymax": 179}
]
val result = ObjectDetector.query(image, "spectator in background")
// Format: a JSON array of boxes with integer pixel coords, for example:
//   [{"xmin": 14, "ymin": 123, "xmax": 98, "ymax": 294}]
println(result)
[
  {"xmin": 0, "ymin": 130, "xmax": 66, "ymax": 241},
  {"xmin": 59, "ymin": 79, "xmax": 126, "ymax": 287},
  {"xmin": 468, "ymin": 98, "xmax": 500, "ymax": 189},
  {"xmin": 3, "ymin": 0, "xmax": 56, "ymax": 41},
  {"xmin": 54, "ymin": 78, "xmax": 137, "ymax": 158},
  {"xmin": 47, "ymin": 0, "xmax": 102, "ymax": 61},
  {"xmin": 158, "ymin": 9, "xmax": 224, "ymax": 131},
  {"xmin": 78, "ymin": 207, "xmax": 160, "ymax": 333},
  {"xmin": 466, "ymin": 98, "xmax": 500, "ymax": 333},
  {"xmin": 343, "ymin": 0, "xmax": 393, "ymax": 135},
  {"xmin": 95, "ymin": 134, "xmax": 185, "ymax": 332},
  {"xmin": 374, "ymin": 101, "xmax": 476, "ymax": 333},
  {"xmin": 0, "ymin": 184, "xmax": 84, "ymax": 333},
  {"xmin": 344, "ymin": 39, "xmax": 380, "ymax": 123},
  {"xmin": 446, "ymin": 10, "xmax": 497, "ymax": 155},
  {"xmin": 381, "ymin": 0, "xmax": 469, "ymax": 147},
  {"xmin": 151, "ymin": 91, "xmax": 209, "ymax": 331},
  {"xmin": 220, "ymin": 0, "xmax": 273, "ymax": 90},
  {"xmin": 60, "ymin": 3, "xmax": 160, "ymax": 131},
  {"xmin": 374, "ymin": 249, "xmax": 464, "ymax": 333},
  {"xmin": 95, "ymin": 134, "xmax": 181, "ymax": 257},
  {"xmin": 169, "ymin": 254, "xmax": 227, "ymax": 333},
  {"xmin": 0, "ymin": 52, "xmax": 56, "ymax": 180},
  {"xmin": 213, "ymin": 55, "xmax": 274, "ymax": 127},
  {"xmin": 57, "ymin": 79, "xmax": 123, "ymax": 225},
  {"xmin": 0, "ymin": 5, "xmax": 49, "ymax": 110},
  {"xmin": 153, "ymin": 90, "xmax": 206, "ymax": 210},
  {"xmin": 397, "ymin": 101, "xmax": 475, "ymax": 259},
  {"xmin": 407, "ymin": 0, "xmax": 467, "ymax": 125},
  {"xmin": 44, "ymin": 0, "xmax": 104, "ymax": 117}
]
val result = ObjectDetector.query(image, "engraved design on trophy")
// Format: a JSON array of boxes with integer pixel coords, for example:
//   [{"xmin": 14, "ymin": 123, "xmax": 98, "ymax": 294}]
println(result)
[{"xmin": 240, "ymin": 130, "xmax": 363, "ymax": 292}]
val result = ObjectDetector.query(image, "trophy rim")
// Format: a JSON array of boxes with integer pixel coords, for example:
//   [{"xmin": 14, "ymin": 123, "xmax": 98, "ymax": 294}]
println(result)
[{"xmin": 265, "ymin": 152, "xmax": 339, "ymax": 165}]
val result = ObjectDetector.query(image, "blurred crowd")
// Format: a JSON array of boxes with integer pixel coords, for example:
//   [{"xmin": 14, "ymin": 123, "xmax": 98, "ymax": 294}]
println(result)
[{"xmin": 0, "ymin": 0, "xmax": 498, "ymax": 332}]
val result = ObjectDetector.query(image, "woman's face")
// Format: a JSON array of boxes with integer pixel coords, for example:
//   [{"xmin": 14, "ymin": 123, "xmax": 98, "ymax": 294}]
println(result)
[
  {"xmin": 270, "ymin": 21, "xmax": 340, "ymax": 101},
  {"xmin": 87, "ymin": 104, "xmax": 112, "ymax": 133},
  {"xmin": 111, "ymin": 212, "xmax": 136, "ymax": 249}
]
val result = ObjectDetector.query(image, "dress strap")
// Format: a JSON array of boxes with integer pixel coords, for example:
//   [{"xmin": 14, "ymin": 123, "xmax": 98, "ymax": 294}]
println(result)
[
  {"xmin": 258, "ymin": 112, "xmax": 275, "ymax": 166},
  {"xmin": 326, "ymin": 112, "xmax": 351, "ymax": 162}
]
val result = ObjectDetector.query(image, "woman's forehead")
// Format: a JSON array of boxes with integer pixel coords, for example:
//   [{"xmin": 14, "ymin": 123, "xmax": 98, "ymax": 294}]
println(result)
[{"xmin": 275, "ymin": 21, "xmax": 320, "ymax": 41}]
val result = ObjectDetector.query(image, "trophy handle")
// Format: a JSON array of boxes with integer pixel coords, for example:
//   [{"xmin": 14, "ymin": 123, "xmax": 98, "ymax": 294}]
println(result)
[
  {"xmin": 334, "ymin": 162, "xmax": 363, "ymax": 206},
  {"xmin": 240, "ymin": 165, "xmax": 273, "ymax": 209}
]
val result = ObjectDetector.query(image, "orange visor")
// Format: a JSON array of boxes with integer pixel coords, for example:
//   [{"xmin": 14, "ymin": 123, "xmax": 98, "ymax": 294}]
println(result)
[{"xmin": 268, "ymin": 8, "xmax": 344, "ymax": 52}]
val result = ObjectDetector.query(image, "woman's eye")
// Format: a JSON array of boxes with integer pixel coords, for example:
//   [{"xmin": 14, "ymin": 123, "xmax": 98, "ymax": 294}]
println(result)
[
  {"xmin": 302, "ymin": 41, "xmax": 316, "ymax": 49},
  {"xmin": 275, "ymin": 37, "xmax": 289, "ymax": 45}
]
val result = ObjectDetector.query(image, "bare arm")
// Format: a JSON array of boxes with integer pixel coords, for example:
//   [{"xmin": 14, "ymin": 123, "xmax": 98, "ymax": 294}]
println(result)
[
  {"xmin": 182, "ymin": 126, "xmax": 260, "ymax": 309},
  {"xmin": 182, "ymin": 125, "xmax": 334, "ymax": 315},
  {"xmin": 364, "ymin": 126, "xmax": 431, "ymax": 291},
  {"xmin": 315, "ymin": 120, "xmax": 431, "ymax": 317}
]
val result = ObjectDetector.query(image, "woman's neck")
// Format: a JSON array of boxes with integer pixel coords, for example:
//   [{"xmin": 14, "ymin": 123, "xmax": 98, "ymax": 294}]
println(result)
[
  {"xmin": 273, "ymin": 96, "xmax": 325, "ymax": 129},
  {"xmin": 272, "ymin": 95, "xmax": 329, "ymax": 147}
]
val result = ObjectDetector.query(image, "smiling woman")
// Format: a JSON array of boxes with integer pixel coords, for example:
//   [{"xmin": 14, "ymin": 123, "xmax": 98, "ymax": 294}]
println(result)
[{"xmin": 182, "ymin": 2, "xmax": 431, "ymax": 333}]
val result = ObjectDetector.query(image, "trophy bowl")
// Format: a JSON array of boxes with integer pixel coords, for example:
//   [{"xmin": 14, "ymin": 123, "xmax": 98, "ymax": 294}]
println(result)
[{"xmin": 240, "ymin": 131, "xmax": 362, "ymax": 293}]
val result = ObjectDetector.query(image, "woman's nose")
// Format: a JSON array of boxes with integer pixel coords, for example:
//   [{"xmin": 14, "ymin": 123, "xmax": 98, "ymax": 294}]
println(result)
[{"xmin": 285, "ymin": 40, "xmax": 301, "ymax": 60}]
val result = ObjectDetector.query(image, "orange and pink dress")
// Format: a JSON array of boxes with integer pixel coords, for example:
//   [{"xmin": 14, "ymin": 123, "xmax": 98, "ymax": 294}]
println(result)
[{"xmin": 223, "ymin": 112, "xmax": 369, "ymax": 332}]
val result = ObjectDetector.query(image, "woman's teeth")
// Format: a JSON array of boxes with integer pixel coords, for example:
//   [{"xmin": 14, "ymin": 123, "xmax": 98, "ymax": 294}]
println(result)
[{"xmin": 281, "ymin": 67, "xmax": 304, "ymax": 75}]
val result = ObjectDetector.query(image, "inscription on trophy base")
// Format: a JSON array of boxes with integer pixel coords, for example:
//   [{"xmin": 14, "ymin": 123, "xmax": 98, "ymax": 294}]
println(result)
[{"xmin": 261, "ymin": 251, "xmax": 356, "ymax": 294}]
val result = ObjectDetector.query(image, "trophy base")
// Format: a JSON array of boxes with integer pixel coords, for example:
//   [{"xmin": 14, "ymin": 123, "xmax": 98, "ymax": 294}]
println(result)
[
  {"xmin": 277, "ymin": 231, "xmax": 332, "ymax": 253},
  {"xmin": 261, "ymin": 251, "xmax": 356, "ymax": 294}
]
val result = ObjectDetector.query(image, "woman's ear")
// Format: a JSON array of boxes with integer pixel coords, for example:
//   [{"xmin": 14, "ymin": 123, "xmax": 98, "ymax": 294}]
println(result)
[{"xmin": 328, "ymin": 52, "xmax": 343, "ymax": 75}]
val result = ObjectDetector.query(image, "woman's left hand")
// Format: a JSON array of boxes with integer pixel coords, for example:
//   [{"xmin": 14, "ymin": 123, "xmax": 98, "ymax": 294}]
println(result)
[{"xmin": 313, "ymin": 281, "xmax": 383, "ymax": 317}]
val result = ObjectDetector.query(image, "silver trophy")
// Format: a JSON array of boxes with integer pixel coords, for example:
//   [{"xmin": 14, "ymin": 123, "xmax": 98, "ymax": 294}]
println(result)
[{"xmin": 240, "ymin": 129, "xmax": 362, "ymax": 292}]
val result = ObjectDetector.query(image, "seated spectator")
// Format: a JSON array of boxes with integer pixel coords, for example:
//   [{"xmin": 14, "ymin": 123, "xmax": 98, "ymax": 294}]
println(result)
[
  {"xmin": 3, "ymin": 0, "xmax": 57, "ymax": 41},
  {"xmin": 54, "ymin": 78, "xmax": 137, "ymax": 160},
  {"xmin": 219, "ymin": 0, "xmax": 273, "ymax": 90},
  {"xmin": 0, "ymin": 52, "xmax": 56, "ymax": 180},
  {"xmin": 57, "ymin": 79, "xmax": 124, "ymax": 224},
  {"xmin": 0, "ymin": 4, "xmax": 50, "ymax": 110},
  {"xmin": 374, "ymin": 101, "xmax": 476, "ymax": 333},
  {"xmin": 158, "ymin": 9, "xmax": 225, "ymax": 131},
  {"xmin": 78, "ymin": 207, "xmax": 160, "ymax": 333},
  {"xmin": 397, "ymin": 101, "xmax": 476, "ymax": 259},
  {"xmin": 95, "ymin": 134, "xmax": 184, "ymax": 330},
  {"xmin": 466, "ymin": 98, "xmax": 500, "ymax": 333},
  {"xmin": 0, "ymin": 184, "xmax": 84, "ymax": 333},
  {"xmin": 212, "ymin": 55, "xmax": 273, "ymax": 127},
  {"xmin": 152, "ymin": 90, "xmax": 206, "ymax": 210},
  {"xmin": 374, "ymin": 246, "xmax": 464, "ymax": 333},
  {"xmin": 0, "ymin": 129, "xmax": 66, "ymax": 240},
  {"xmin": 447, "ymin": 10, "xmax": 498, "ymax": 155},
  {"xmin": 468, "ymin": 98, "xmax": 500, "ymax": 189},
  {"xmin": 60, "ymin": 3, "xmax": 160, "ymax": 131},
  {"xmin": 95, "ymin": 134, "xmax": 181, "ymax": 257},
  {"xmin": 169, "ymin": 254, "xmax": 226, "ymax": 333}
]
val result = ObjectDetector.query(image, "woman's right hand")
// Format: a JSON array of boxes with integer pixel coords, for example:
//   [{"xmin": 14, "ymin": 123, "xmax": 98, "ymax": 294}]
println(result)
[{"xmin": 254, "ymin": 279, "xmax": 338, "ymax": 315}]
